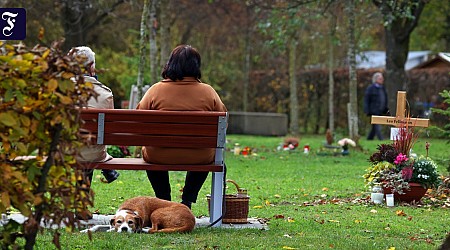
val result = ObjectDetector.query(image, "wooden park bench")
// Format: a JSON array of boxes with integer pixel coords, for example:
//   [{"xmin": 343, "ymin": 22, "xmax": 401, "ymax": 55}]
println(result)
[{"xmin": 79, "ymin": 108, "xmax": 228, "ymax": 227}]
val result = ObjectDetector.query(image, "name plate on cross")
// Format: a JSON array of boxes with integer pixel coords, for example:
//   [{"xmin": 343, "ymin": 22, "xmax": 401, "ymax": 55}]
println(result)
[{"xmin": 370, "ymin": 91, "xmax": 430, "ymax": 140}]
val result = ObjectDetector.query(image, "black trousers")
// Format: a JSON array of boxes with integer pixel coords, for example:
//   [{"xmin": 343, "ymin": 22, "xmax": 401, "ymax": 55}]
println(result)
[
  {"xmin": 367, "ymin": 124, "xmax": 383, "ymax": 140},
  {"xmin": 146, "ymin": 170, "xmax": 209, "ymax": 203}
]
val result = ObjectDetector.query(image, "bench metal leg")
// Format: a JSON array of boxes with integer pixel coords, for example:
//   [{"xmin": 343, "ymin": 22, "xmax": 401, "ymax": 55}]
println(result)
[{"xmin": 209, "ymin": 171, "xmax": 224, "ymax": 227}]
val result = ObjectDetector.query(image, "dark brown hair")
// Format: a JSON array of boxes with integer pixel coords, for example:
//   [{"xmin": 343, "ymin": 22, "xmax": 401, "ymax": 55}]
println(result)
[{"xmin": 161, "ymin": 45, "xmax": 202, "ymax": 81}]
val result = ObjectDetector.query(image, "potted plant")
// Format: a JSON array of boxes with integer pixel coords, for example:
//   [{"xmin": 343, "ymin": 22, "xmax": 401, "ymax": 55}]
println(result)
[{"xmin": 363, "ymin": 127, "xmax": 441, "ymax": 202}]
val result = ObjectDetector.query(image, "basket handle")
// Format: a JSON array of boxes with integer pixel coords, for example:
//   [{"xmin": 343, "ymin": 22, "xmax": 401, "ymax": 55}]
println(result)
[
  {"xmin": 226, "ymin": 179, "xmax": 240, "ymax": 190},
  {"xmin": 226, "ymin": 179, "xmax": 247, "ymax": 196}
]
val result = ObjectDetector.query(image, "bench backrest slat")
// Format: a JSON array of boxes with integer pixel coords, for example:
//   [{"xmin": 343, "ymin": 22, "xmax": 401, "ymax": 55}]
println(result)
[
  {"xmin": 103, "ymin": 134, "xmax": 218, "ymax": 147},
  {"xmin": 80, "ymin": 108, "xmax": 228, "ymax": 149}
]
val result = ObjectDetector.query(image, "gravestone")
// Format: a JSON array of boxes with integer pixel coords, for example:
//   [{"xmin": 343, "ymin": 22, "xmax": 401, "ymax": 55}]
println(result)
[
  {"xmin": 128, "ymin": 85, "xmax": 288, "ymax": 136},
  {"xmin": 228, "ymin": 111, "xmax": 288, "ymax": 136}
]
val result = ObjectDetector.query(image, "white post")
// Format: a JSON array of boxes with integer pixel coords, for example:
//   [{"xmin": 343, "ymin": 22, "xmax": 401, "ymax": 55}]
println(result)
[{"xmin": 210, "ymin": 171, "xmax": 223, "ymax": 227}]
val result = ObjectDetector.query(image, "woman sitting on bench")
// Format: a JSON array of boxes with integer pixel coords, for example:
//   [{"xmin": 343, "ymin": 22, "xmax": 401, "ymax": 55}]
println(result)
[{"xmin": 136, "ymin": 45, "xmax": 227, "ymax": 209}]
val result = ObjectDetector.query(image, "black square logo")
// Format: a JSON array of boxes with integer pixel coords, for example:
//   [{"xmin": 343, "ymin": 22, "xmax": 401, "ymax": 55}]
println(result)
[{"xmin": 0, "ymin": 8, "xmax": 26, "ymax": 40}]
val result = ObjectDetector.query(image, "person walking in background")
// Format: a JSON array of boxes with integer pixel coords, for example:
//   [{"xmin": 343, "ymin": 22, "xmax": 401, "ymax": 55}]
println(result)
[
  {"xmin": 136, "ymin": 45, "xmax": 227, "ymax": 209},
  {"xmin": 364, "ymin": 72, "xmax": 389, "ymax": 140},
  {"xmin": 70, "ymin": 46, "xmax": 120, "ymax": 185}
]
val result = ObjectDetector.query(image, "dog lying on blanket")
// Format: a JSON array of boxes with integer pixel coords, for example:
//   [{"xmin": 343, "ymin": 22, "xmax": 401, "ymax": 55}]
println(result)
[{"xmin": 81, "ymin": 196, "xmax": 195, "ymax": 233}]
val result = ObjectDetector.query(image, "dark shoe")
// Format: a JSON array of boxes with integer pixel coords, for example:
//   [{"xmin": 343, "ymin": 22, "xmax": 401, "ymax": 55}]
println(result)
[
  {"xmin": 181, "ymin": 200, "xmax": 192, "ymax": 209},
  {"xmin": 101, "ymin": 170, "xmax": 120, "ymax": 183}
]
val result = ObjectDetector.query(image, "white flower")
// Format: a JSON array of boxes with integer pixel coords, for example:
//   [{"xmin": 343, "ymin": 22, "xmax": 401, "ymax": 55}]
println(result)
[{"xmin": 338, "ymin": 138, "xmax": 356, "ymax": 147}]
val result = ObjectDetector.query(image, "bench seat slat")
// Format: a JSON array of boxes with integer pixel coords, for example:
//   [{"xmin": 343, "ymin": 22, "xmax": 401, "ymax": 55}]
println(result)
[
  {"xmin": 102, "ymin": 134, "xmax": 219, "ymax": 148},
  {"xmin": 82, "ymin": 158, "xmax": 223, "ymax": 172}
]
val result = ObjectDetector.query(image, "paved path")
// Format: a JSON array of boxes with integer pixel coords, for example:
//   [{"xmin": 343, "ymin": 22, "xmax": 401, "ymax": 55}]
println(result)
[{"xmin": 1, "ymin": 213, "xmax": 267, "ymax": 231}]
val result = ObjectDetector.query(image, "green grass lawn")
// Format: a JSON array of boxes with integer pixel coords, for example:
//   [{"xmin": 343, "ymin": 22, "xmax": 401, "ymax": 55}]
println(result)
[{"xmin": 34, "ymin": 134, "xmax": 449, "ymax": 249}]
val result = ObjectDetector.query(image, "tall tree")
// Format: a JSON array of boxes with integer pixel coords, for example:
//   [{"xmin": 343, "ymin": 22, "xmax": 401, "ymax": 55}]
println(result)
[
  {"xmin": 288, "ymin": 35, "xmax": 300, "ymax": 135},
  {"xmin": 257, "ymin": 3, "xmax": 309, "ymax": 135},
  {"xmin": 59, "ymin": 0, "xmax": 126, "ymax": 51},
  {"xmin": 327, "ymin": 5, "xmax": 338, "ymax": 134},
  {"xmin": 159, "ymin": 0, "xmax": 171, "ymax": 69},
  {"xmin": 346, "ymin": 0, "xmax": 359, "ymax": 139},
  {"xmin": 243, "ymin": 2, "xmax": 256, "ymax": 112},
  {"xmin": 149, "ymin": 0, "xmax": 159, "ymax": 84},
  {"xmin": 373, "ymin": 0, "xmax": 427, "ymax": 115},
  {"xmin": 136, "ymin": 0, "xmax": 150, "ymax": 102}
]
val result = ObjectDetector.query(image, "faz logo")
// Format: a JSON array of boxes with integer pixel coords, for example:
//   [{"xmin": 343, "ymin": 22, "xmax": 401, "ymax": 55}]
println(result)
[{"xmin": 0, "ymin": 8, "xmax": 26, "ymax": 40}]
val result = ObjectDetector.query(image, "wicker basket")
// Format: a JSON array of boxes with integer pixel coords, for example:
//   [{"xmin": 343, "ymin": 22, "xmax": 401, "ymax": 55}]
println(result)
[{"xmin": 207, "ymin": 179, "xmax": 250, "ymax": 224}]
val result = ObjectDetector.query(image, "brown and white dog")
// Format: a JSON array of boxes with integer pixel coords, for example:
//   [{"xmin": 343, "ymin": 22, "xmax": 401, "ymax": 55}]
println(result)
[{"xmin": 109, "ymin": 196, "xmax": 196, "ymax": 233}]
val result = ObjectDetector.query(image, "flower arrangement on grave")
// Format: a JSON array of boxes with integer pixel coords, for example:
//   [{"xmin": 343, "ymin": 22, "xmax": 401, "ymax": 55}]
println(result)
[
  {"xmin": 337, "ymin": 138, "xmax": 356, "ymax": 156},
  {"xmin": 277, "ymin": 137, "xmax": 299, "ymax": 151},
  {"xmin": 338, "ymin": 138, "xmax": 356, "ymax": 151},
  {"xmin": 363, "ymin": 126, "xmax": 441, "ymax": 195}
]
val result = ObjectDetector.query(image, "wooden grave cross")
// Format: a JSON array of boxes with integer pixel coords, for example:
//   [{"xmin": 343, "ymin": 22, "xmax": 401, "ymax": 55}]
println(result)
[{"xmin": 371, "ymin": 91, "xmax": 430, "ymax": 140}]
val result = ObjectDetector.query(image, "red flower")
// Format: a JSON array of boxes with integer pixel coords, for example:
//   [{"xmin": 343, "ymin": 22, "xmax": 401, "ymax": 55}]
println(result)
[{"xmin": 401, "ymin": 167, "xmax": 413, "ymax": 180}]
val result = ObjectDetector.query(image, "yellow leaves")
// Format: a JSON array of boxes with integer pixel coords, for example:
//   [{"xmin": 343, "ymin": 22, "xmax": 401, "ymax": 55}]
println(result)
[
  {"xmin": 2, "ymin": 141, "xmax": 11, "ymax": 152},
  {"xmin": 57, "ymin": 79, "xmax": 75, "ymax": 93},
  {"xmin": 42, "ymin": 48, "xmax": 50, "ymax": 59},
  {"xmin": 370, "ymin": 209, "xmax": 378, "ymax": 213},
  {"xmin": 55, "ymin": 92, "xmax": 73, "ymax": 105},
  {"xmin": 388, "ymin": 247, "xmax": 396, "ymax": 250},
  {"xmin": 1, "ymin": 192, "xmax": 11, "ymax": 208},
  {"xmin": 19, "ymin": 115, "xmax": 31, "ymax": 127},
  {"xmin": 0, "ymin": 42, "xmax": 98, "ymax": 241},
  {"xmin": 22, "ymin": 52, "xmax": 35, "ymax": 61},
  {"xmin": 34, "ymin": 196, "xmax": 43, "ymax": 206},
  {"xmin": 282, "ymin": 246, "xmax": 296, "ymax": 249},
  {"xmin": 51, "ymin": 115, "xmax": 64, "ymax": 126},
  {"xmin": 354, "ymin": 219, "xmax": 362, "ymax": 224},
  {"xmin": 396, "ymin": 210, "xmax": 407, "ymax": 216},
  {"xmin": 62, "ymin": 72, "xmax": 75, "ymax": 79},
  {"xmin": 0, "ymin": 112, "xmax": 17, "ymax": 126},
  {"xmin": 253, "ymin": 205, "xmax": 263, "ymax": 209},
  {"xmin": 47, "ymin": 79, "xmax": 58, "ymax": 91}
]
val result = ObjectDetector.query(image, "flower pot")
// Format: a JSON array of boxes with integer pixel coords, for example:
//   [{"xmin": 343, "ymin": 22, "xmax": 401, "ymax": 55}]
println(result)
[{"xmin": 383, "ymin": 182, "xmax": 427, "ymax": 202}]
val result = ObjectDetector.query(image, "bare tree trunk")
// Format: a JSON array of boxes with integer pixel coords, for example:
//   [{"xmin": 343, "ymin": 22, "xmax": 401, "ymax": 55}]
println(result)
[
  {"xmin": 136, "ymin": 0, "xmax": 149, "ymax": 101},
  {"xmin": 243, "ymin": 5, "xmax": 252, "ymax": 112},
  {"xmin": 159, "ymin": 0, "xmax": 170, "ymax": 69},
  {"xmin": 149, "ymin": 0, "xmax": 158, "ymax": 84},
  {"xmin": 60, "ymin": 0, "xmax": 85, "ymax": 51},
  {"xmin": 346, "ymin": 0, "xmax": 359, "ymax": 139},
  {"xmin": 328, "ymin": 12, "xmax": 337, "ymax": 134},
  {"xmin": 59, "ymin": 0, "xmax": 126, "ymax": 51},
  {"xmin": 288, "ymin": 37, "xmax": 299, "ymax": 136},
  {"xmin": 384, "ymin": 28, "xmax": 408, "ymax": 115}
]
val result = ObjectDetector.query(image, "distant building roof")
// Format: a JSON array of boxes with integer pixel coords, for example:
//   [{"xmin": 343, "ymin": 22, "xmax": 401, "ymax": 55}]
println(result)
[
  {"xmin": 356, "ymin": 51, "xmax": 432, "ymax": 70},
  {"xmin": 411, "ymin": 52, "xmax": 450, "ymax": 69}
]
